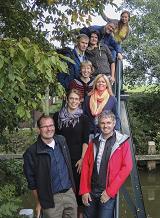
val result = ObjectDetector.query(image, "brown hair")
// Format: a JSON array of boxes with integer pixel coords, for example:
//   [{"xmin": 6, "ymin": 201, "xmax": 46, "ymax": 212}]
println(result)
[
  {"xmin": 121, "ymin": 11, "xmax": 130, "ymax": 22},
  {"xmin": 89, "ymin": 74, "xmax": 113, "ymax": 96},
  {"xmin": 37, "ymin": 114, "xmax": 54, "ymax": 128},
  {"xmin": 117, "ymin": 11, "xmax": 130, "ymax": 35},
  {"xmin": 66, "ymin": 89, "xmax": 82, "ymax": 101}
]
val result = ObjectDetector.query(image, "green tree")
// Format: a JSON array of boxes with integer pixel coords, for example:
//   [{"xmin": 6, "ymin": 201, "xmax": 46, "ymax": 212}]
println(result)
[
  {"xmin": 0, "ymin": 37, "xmax": 67, "ymax": 135},
  {"xmin": 122, "ymin": 0, "xmax": 160, "ymax": 85},
  {"xmin": 0, "ymin": 0, "xmax": 49, "ymax": 48}
]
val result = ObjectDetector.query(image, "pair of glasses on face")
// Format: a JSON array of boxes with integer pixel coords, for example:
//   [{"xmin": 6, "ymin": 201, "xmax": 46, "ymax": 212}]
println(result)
[
  {"xmin": 39, "ymin": 124, "xmax": 54, "ymax": 129},
  {"xmin": 68, "ymin": 97, "xmax": 80, "ymax": 101}
]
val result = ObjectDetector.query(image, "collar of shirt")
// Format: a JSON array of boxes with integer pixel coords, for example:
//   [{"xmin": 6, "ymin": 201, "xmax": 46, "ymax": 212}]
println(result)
[
  {"xmin": 99, "ymin": 134, "xmax": 107, "ymax": 143},
  {"xmin": 75, "ymin": 47, "xmax": 85, "ymax": 60},
  {"xmin": 99, "ymin": 132, "xmax": 115, "ymax": 143},
  {"xmin": 47, "ymin": 139, "xmax": 55, "ymax": 149}
]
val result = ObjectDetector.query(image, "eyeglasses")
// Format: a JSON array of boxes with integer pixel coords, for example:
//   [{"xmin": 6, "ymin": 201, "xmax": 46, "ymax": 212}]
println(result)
[
  {"xmin": 39, "ymin": 124, "xmax": 54, "ymax": 129},
  {"xmin": 68, "ymin": 97, "xmax": 80, "ymax": 101}
]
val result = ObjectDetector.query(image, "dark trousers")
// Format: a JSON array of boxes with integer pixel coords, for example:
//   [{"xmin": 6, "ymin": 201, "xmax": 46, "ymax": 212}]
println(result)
[{"xmin": 83, "ymin": 193, "xmax": 115, "ymax": 218}]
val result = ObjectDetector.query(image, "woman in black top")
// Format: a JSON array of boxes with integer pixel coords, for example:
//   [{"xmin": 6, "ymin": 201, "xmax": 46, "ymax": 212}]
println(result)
[{"xmin": 53, "ymin": 89, "xmax": 90, "ymax": 216}]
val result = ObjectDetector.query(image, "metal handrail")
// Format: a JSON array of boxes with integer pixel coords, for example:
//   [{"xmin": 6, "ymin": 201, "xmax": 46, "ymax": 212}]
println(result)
[
  {"xmin": 114, "ymin": 58, "xmax": 147, "ymax": 218},
  {"xmin": 114, "ymin": 58, "xmax": 122, "ymax": 218}
]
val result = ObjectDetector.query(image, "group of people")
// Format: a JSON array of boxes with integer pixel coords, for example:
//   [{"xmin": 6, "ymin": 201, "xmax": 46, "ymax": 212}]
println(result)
[
  {"xmin": 23, "ymin": 11, "xmax": 132, "ymax": 218},
  {"xmin": 58, "ymin": 10, "xmax": 131, "ymax": 90}
]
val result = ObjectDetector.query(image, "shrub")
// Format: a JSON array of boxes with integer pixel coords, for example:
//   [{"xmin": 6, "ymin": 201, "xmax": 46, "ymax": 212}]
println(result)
[
  {"xmin": 0, "ymin": 184, "xmax": 21, "ymax": 218},
  {"xmin": 127, "ymin": 91, "xmax": 160, "ymax": 154},
  {"xmin": 0, "ymin": 160, "xmax": 28, "ymax": 195},
  {"xmin": 0, "ymin": 129, "xmax": 37, "ymax": 153}
]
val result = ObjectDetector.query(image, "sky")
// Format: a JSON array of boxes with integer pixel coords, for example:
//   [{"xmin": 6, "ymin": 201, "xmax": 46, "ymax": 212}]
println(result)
[{"xmin": 91, "ymin": 0, "xmax": 123, "ymax": 25}]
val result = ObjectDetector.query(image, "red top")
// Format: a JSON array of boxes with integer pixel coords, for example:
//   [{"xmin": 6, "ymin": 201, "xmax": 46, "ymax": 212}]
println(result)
[{"xmin": 79, "ymin": 137, "xmax": 133, "ymax": 197}]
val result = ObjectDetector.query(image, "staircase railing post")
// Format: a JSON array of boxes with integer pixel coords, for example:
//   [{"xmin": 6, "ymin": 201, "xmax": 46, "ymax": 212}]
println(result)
[{"xmin": 114, "ymin": 59, "xmax": 122, "ymax": 218}]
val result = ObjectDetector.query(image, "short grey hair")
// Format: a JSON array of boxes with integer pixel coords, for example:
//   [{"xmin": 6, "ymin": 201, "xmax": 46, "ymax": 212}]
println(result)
[{"xmin": 98, "ymin": 110, "xmax": 116, "ymax": 124}]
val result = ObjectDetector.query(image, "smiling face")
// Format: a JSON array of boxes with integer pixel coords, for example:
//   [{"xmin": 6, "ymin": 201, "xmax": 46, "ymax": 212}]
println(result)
[
  {"xmin": 121, "ymin": 12, "xmax": 130, "ymax": 24},
  {"xmin": 99, "ymin": 116, "xmax": 116, "ymax": 137},
  {"xmin": 105, "ymin": 23, "xmax": 115, "ymax": 34},
  {"xmin": 81, "ymin": 64, "xmax": 92, "ymax": 78},
  {"xmin": 67, "ymin": 92, "xmax": 81, "ymax": 112},
  {"xmin": 89, "ymin": 33, "xmax": 99, "ymax": 46},
  {"xmin": 96, "ymin": 76, "xmax": 107, "ymax": 92},
  {"xmin": 38, "ymin": 117, "xmax": 55, "ymax": 143}
]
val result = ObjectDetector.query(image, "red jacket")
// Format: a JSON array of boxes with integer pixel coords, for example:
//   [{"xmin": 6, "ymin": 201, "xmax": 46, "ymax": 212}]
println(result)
[{"xmin": 79, "ymin": 131, "xmax": 133, "ymax": 198}]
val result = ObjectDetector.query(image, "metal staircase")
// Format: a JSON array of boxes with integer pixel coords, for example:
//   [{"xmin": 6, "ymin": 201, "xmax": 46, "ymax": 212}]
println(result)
[{"xmin": 115, "ymin": 59, "xmax": 147, "ymax": 218}]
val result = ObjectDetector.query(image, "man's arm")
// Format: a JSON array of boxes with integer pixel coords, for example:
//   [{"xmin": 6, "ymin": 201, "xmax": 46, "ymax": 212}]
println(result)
[
  {"xmin": 109, "ymin": 36, "xmax": 122, "ymax": 54},
  {"xmin": 80, "ymin": 26, "xmax": 101, "ymax": 35},
  {"xmin": 32, "ymin": 190, "xmax": 41, "ymax": 218},
  {"xmin": 57, "ymin": 49, "xmax": 76, "ymax": 91},
  {"xmin": 23, "ymin": 150, "xmax": 40, "ymax": 217},
  {"xmin": 106, "ymin": 141, "xmax": 133, "ymax": 197},
  {"xmin": 79, "ymin": 142, "xmax": 93, "ymax": 195},
  {"xmin": 80, "ymin": 25, "xmax": 104, "ymax": 40}
]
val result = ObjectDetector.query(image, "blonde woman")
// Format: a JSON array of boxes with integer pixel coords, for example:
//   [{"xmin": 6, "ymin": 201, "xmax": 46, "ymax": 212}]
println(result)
[
  {"xmin": 69, "ymin": 61, "xmax": 94, "ymax": 101},
  {"xmin": 83, "ymin": 74, "xmax": 121, "ymax": 135},
  {"xmin": 101, "ymin": 10, "xmax": 131, "ymax": 44}
]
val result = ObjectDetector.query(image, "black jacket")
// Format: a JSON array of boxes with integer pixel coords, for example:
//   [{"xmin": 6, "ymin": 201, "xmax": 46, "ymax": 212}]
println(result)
[{"xmin": 23, "ymin": 134, "xmax": 75, "ymax": 209}]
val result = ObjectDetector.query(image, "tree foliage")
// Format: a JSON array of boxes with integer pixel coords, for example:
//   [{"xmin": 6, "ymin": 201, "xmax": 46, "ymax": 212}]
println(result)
[
  {"xmin": 122, "ymin": 0, "xmax": 160, "ymax": 85},
  {"xmin": 0, "ymin": 37, "xmax": 67, "ymax": 133},
  {"xmin": 0, "ymin": 0, "xmax": 114, "ymax": 45},
  {"xmin": 0, "ymin": 0, "xmax": 49, "ymax": 48}
]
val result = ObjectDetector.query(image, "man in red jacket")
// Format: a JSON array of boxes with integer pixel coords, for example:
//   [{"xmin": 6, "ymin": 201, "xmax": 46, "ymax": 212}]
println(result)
[{"xmin": 79, "ymin": 111, "xmax": 132, "ymax": 218}]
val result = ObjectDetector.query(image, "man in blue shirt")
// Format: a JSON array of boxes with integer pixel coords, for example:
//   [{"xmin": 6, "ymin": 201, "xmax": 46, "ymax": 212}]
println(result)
[
  {"xmin": 23, "ymin": 115, "xmax": 77, "ymax": 218},
  {"xmin": 57, "ymin": 34, "xmax": 89, "ymax": 90}
]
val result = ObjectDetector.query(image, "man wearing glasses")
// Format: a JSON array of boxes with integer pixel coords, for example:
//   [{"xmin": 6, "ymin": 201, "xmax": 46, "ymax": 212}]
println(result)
[{"xmin": 23, "ymin": 115, "xmax": 77, "ymax": 218}]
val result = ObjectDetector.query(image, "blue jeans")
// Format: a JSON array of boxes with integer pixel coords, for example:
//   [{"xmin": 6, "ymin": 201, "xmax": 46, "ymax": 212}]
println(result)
[{"xmin": 83, "ymin": 193, "xmax": 116, "ymax": 218}]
